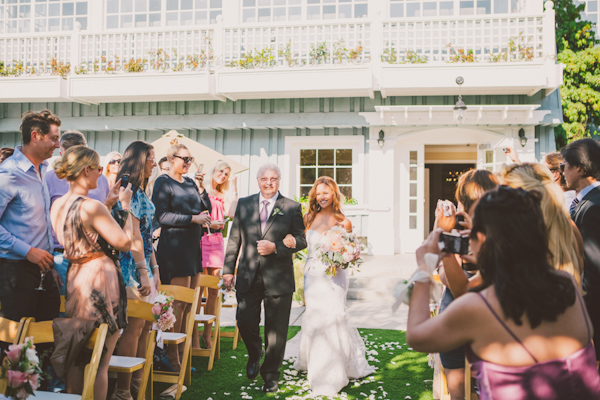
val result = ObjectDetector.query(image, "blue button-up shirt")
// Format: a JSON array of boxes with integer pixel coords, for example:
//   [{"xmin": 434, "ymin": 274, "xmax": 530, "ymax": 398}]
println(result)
[{"xmin": 0, "ymin": 147, "xmax": 53, "ymax": 259}]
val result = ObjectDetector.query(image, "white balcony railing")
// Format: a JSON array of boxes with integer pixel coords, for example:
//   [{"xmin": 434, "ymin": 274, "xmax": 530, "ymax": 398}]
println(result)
[{"xmin": 0, "ymin": 2, "xmax": 556, "ymax": 77}]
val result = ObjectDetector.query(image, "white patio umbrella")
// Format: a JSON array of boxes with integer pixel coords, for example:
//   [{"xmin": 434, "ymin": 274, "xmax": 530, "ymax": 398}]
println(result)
[{"xmin": 151, "ymin": 130, "xmax": 248, "ymax": 175}]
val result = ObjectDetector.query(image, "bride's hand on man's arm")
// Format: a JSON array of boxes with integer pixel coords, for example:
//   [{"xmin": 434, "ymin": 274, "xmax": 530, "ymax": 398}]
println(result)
[{"xmin": 283, "ymin": 234, "xmax": 296, "ymax": 248}]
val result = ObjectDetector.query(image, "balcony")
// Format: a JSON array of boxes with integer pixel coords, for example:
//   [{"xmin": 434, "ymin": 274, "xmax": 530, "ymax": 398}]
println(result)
[{"xmin": 0, "ymin": 1, "xmax": 560, "ymax": 104}]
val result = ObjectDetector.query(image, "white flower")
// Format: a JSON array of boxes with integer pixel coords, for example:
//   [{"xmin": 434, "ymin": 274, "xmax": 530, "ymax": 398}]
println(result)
[
  {"xmin": 154, "ymin": 294, "xmax": 168, "ymax": 304},
  {"xmin": 26, "ymin": 348, "xmax": 39, "ymax": 365}
]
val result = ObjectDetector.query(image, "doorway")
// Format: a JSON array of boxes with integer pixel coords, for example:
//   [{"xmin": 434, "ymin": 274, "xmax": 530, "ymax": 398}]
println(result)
[{"xmin": 425, "ymin": 163, "xmax": 475, "ymax": 233}]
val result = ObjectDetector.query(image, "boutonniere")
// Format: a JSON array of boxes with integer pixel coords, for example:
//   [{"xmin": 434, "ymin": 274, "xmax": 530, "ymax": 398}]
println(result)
[{"xmin": 272, "ymin": 208, "xmax": 284, "ymax": 217}]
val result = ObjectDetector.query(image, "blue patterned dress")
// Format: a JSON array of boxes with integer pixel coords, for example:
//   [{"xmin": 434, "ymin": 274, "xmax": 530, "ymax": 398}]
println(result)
[{"xmin": 117, "ymin": 189, "xmax": 156, "ymax": 288}]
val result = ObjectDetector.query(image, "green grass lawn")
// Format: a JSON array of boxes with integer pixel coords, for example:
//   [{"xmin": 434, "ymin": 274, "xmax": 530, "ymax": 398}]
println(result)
[{"xmin": 154, "ymin": 327, "xmax": 434, "ymax": 400}]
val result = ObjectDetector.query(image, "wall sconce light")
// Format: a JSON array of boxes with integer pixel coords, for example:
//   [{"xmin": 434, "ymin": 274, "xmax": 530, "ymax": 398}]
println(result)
[
  {"xmin": 518, "ymin": 128, "xmax": 527, "ymax": 147},
  {"xmin": 377, "ymin": 130, "xmax": 385, "ymax": 148},
  {"xmin": 453, "ymin": 76, "xmax": 467, "ymax": 124}
]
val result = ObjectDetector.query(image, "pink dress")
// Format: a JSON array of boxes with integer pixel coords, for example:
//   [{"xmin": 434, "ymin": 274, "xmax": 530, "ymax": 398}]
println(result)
[{"xmin": 201, "ymin": 195, "xmax": 225, "ymax": 269}]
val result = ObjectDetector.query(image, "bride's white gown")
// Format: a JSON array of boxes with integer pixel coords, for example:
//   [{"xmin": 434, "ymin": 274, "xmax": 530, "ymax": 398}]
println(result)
[{"xmin": 287, "ymin": 229, "xmax": 375, "ymax": 396}]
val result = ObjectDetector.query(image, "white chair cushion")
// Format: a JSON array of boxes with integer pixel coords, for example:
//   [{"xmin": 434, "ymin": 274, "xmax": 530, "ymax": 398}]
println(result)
[
  {"xmin": 162, "ymin": 332, "xmax": 187, "ymax": 343},
  {"xmin": 109, "ymin": 355, "xmax": 146, "ymax": 369},
  {"xmin": 31, "ymin": 392, "xmax": 82, "ymax": 399},
  {"xmin": 195, "ymin": 314, "xmax": 216, "ymax": 323}
]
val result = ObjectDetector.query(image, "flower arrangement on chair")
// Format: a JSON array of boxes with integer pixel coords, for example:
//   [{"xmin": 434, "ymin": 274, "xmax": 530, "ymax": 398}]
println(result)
[
  {"xmin": 1, "ymin": 337, "xmax": 41, "ymax": 399},
  {"xmin": 152, "ymin": 292, "xmax": 176, "ymax": 349},
  {"xmin": 315, "ymin": 225, "xmax": 362, "ymax": 277}
]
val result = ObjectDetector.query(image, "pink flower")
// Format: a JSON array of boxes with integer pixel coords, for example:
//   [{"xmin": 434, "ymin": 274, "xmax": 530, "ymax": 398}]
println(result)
[
  {"xmin": 342, "ymin": 252, "xmax": 353, "ymax": 263},
  {"xmin": 151, "ymin": 304, "xmax": 162, "ymax": 315},
  {"xmin": 7, "ymin": 370, "xmax": 28, "ymax": 389},
  {"xmin": 28, "ymin": 373, "xmax": 39, "ymax": 391},
  {"xmin": 6, "ymin": 344, "xmax": 22, "ymax": 363}
]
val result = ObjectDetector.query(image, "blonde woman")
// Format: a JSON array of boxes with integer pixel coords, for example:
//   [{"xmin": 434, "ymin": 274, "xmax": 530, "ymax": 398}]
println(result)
[
  {"xmin": 50, "ymin": 146, "xmax": 133, "ymax": 399},
  {"xmin": 103, "ymin": 151, "xmax": 122, "ymax": 188},
  {"xmin": 501, "ymin": 162, "xmax": 584, "ymax": 285},
  {"xmin": 197, "ymin": 160, "xmax": 238, "ymax": 349}
]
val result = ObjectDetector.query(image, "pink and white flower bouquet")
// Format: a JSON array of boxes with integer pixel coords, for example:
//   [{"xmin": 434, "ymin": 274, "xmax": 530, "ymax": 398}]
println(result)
[
  {"xmin": 315, "ymin": 225, "xmax": 362, "ymax": 277},
  {"xmin": 152, "ymin": 292, "xmax": 176, "ymax": 332},
  {"xmin": 1, "ymin": 337, "xmax": 41, "ymax": 399}
]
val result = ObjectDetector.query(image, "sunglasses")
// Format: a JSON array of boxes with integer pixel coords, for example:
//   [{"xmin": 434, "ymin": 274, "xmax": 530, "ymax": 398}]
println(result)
[
  {"xmin": 173, "ymin": 155, "xmax": 194, "ymax": 164},
  {"xmin": 108, "ymin": 159, "xmax": 121, "ymax": 165},
  {"xmin": 90, "ymin": 166, "xmax": 103, "ymax": 173},
  {"xmin": 559, "ymin": 163, "xmax": 565, "ymax": 173}
]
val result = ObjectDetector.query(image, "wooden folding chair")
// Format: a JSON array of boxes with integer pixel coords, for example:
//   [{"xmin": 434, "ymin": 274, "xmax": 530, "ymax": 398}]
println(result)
[
  {"xmin": 108, "ymin": 299, "xmax": 157, "ymax": 400},
  {"xmin": 153, "ymin": 285, "xmax": 200, "ymax": 400},
  {"xmin": 0, "ymin": 317, "xmax": 29, "ymax": 395},
  {"xmin": 193, "ymin": 275, "xmax": 222, "ymax": 370},
  {"xmin": 18, "ymin": 319, "xmax": 108, "ymax": 400}
]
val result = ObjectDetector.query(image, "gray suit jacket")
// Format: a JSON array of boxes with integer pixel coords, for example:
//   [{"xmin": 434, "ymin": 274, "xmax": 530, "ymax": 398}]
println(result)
[{"xmin": 223, "ymin": 193, "xmax": 307, "ymax": 296}]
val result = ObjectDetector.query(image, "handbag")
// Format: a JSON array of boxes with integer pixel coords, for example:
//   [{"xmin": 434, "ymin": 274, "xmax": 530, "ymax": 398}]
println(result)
[{"xmin": 96, "ymin": 207, "xmax": 130, "ymax": 262}]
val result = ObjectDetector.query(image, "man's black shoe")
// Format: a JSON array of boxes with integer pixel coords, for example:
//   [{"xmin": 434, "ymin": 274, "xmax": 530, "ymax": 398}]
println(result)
[
  {"xmin": 246, "ymin": 348, "xmax": 264, "ymax": 379},
  {"xmin": 262, "ymin": 381, "xmax": 279, "ymax": 393}
]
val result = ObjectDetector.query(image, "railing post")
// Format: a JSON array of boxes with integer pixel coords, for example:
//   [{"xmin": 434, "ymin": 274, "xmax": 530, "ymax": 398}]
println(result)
[
  {"xmin": 70, "ymin": 22, "xmax": 82, "ymax": 76},
  {"xmin": 212, "ymin": 14, "xmax": 224, "ymax": 69},
  {"xmin": 543, "ymin": 1, "xmax": 556, "ymax": 60}
]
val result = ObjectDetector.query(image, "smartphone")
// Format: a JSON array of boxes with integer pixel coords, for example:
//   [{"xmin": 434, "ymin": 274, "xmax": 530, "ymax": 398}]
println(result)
[
  {"xmin": 121, "ymin": 174, "xmax": 130, "ymax": 188},
  {"xmin": 502, "ymin": 147, "xmax": 509, "ymax": 153},
  {"xmin": 439, "ymin": 232, "xmax": 470, "ymax": 255},
  {"xmin": 197, "ymin": 164, "xmax": 204, "ymax": 173},
  {"xmin": 453, "ymin": 214, "xmax": 465, "ymax": 230}
]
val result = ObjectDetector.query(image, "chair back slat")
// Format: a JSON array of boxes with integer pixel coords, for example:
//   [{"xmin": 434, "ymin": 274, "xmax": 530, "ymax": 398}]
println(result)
[
  {"xmin": 0, "ymin": 317, "xmax": 26, "ymax": 345},
  {"xmin": 196, "ymin": 275, "xmax": 221, "ymax": 290},
  {"xmin": 159, "ymin": 285, "xmax": 196, "ymax": 304},
  {"xmin": 127, "ymin": 299, "xmax": 155, "ymax": 322}
]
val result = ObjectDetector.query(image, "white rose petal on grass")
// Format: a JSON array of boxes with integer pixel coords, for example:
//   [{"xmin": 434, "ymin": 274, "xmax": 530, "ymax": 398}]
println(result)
[
  {"xmin": 238, "ymin": 373, "xmax": 242, "ymax": 377},
  {"xmin": 231, "ymin": 356, "xmax": 237, "ymax": 359},
  {"xmin": 406, "ymin": 383, "xmax": 410, "ymax": 386},
  {"xmin": 405, "ymin": 397, "xmax": 412, "ymax": 399}
]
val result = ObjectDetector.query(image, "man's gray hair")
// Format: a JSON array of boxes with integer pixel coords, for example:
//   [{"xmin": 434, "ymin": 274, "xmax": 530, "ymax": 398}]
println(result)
[
  {"xmin": 257, "ymin": 162, "xmax": 281, "ymax": 178},
  {"xmin": 60, "ymin": 130, "xmax": 87, "ymax": 150}
]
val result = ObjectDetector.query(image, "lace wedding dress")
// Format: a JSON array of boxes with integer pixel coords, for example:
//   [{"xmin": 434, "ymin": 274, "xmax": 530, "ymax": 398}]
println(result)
[{"xmin": 287, "ymin": 229, "xmax": 375, "ymax": 396}]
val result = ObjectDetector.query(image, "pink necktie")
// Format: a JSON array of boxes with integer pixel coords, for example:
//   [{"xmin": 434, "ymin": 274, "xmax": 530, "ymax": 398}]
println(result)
[{"xmin": 260, "ymin": 200, "xmax": 269, "ymax": 232}]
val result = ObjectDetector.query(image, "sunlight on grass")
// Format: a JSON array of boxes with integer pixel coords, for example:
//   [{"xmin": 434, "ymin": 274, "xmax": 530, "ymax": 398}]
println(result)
[{"xmin": 154, "ymin": 328, "xmax": 433, "ymax": 400}]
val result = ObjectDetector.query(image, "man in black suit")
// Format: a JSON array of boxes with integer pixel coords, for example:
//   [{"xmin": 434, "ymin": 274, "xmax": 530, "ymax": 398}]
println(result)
[
  {"xmin": 223, "ymin": 163, "xmax": 307, "ymax": 392},
  {"xmin": 561, "ymin": 138, "xmax": 600, "ymax": 360}
]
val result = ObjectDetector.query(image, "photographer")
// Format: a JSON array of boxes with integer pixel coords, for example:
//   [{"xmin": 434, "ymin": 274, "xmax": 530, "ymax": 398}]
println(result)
[{"xmin": 434, "ymin": 169, "xmax": 498, "ymax": 400}]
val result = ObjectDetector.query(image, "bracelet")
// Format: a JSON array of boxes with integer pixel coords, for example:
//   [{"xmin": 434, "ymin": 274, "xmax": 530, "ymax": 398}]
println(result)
[
  {"xmin": 135, "ymin": 260, "xmax": 147, "ymax": 271},
  {"xmin": 152, "ymin": 265, "xmax": 159, "ymax": 270}
]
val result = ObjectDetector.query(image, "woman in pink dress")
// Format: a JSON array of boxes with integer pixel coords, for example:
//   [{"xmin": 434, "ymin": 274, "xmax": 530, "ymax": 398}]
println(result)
[{"xmin": 197, "ymin": 160, "xmax": 238, "ymax": 349}]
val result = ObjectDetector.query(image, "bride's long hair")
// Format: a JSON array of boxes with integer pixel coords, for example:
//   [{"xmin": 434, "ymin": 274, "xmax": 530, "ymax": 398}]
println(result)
[{"xmin": 304, "ymin": 176, "xmax": 345, "ymax": 230}]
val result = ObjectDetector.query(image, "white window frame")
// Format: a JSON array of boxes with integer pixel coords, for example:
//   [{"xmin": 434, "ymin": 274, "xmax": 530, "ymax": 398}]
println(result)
[
  {"xmin": 284, "ymin": 136, "xmax": 364, "ymax": 205},
  {"xmin": 0, "ymin": 0, "xmax": 88, "ymax": 34},
  {"xmin": 389, "ymin": 0, "xmax": 525, "ymax": 18}
]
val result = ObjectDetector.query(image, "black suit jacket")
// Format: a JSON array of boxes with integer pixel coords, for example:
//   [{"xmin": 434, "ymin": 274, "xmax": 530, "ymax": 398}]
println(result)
[
  {"xmin": 223, "ymin": 193, "xmax": 307, "ymax": 296},
  {"xmin": 572, "ymin": 186, "xmax": 600, "ymax": 299}
]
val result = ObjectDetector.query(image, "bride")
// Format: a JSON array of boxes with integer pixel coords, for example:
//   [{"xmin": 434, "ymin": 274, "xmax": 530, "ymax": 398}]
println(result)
[{"xmin": 284, "ymin": 176, "xmax": 375, "ymax": 396}]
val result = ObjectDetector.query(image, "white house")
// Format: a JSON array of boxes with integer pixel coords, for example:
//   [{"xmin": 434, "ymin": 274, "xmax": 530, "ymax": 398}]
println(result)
[{"xmin": 0, "ymin": 0, "xmax": 563, "ymax": 254}]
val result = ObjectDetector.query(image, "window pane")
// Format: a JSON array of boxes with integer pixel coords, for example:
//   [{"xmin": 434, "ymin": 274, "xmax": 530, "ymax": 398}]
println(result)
[
  {"xmin": 62, "ymin": 17, "xmax": 73, "ymax": 30},
  {"xmin": 423, "ymin": 2, "xmax": 436, "ymax": 16},
  {"xmin": 300, "ymin": 186, "xmax": 311, "ymax": 198},
  {"xmin": 301, "ymin": 168, "xmax": 316, "ymax": 185},
  {"xmin": 440, "ymin": 1, "xmax": 453, "ymax": 15},
  {"xmin": 107, "ymin": 0, "xmax": 118, "ymax": 13},
  {"xmin": 300, "ymin": 149, "xmax": 316, "ymax": 166},
  {"xmin": 242, "ymin": 8, "xmax": 255, "ymax": 22},
  {"xmin": 182, "ymin": 0, "xmax": 193, "ymax": 9},
  {"xmin": 338, "ymin": 4, "xmax": 351, "ymax": 17},
  {"xmin": 243, "ymin": 0, "xmax": 255, "ymax": 5},
  {"xmin": 273, "ymin": 6, "xmax": 285, "ymax": 20},
  {"xmin": 485, "ymin": 150, "xmax": 494, "ymax": 164},
  {"xmin": 49, "ymin": 3, "xmax": 59, "ymax": 16},
  {"xmin": 258, "ymin": 7, "xmax": 270, "ymax": 21},
  {"xmin": 166, "ymin": 0, "xmax": 178, "ymax": 10},
  {"xmin": 195, "ymin": 10, "xmax": 207, "ymax": 23},
  {"xmin": 323, "ymin": 5, "xmax": 336, "ymax": 18},
  {"xmin": 410, "ymin": 151, "xmax": 418, "ymax": 164},
  {"xmin": 307, "ymin": 5, "xmax": 319, "ymax": 19},
  {"xmin": 135, "ymin": 13, "xmax": 147, "ymax": 27},
  {"xmin": 210, "ymin": 0, "xmax": 222, "ymax": 8},
  {"xmin": 477, "ymin": 0, "xmax": 490, "ymax": 14},
  {"xmin": 181, "ymin": 11, "xmax": 193, "ymax": 24},
  {"xmin": 121, "ymin": 0, "xmax": 133, "ymax": 13},
  {"xmin": 106, "ymin": 14, "xmax": 118, "ymax": 28},
  {"xmin": 150, "ymin": 0, "xmax": 161, "ymax": 11},
  {"xmin": 340, "ymin": 186, "xmax": 352, "ymax": 200},
  {"xmin": 62, "ymin": 2, "xmax": 73, "ymax": 16},
  {"xmin": 318, "ymin": 149, "xmax": 334, "ymax": 166},
  {"xmin": 76, "ymin": 16, "xmax": 86, "ymax": 29},
  {"xmin": 460, "ymin": 0, "xmax": 474, "ymax": 15},
  {"xmin": 121, "ymin": 14, "xmax": 133, "ymax": 27},
  {"xmin": 209, "ymin": 10, "xmax": 220, "ymax": 22},
  {"xmin": 407, "ymin": 2, "xmax": 420, "ymax": 16},
  {"xmin": 166, "ymin": 12, "xmax": 178, "ymax": 25},
  {"xmin": 390, "ymin": 3, "xmax": 403, "ymax": 17},
  {"xmin": 289, "ymin": 6, "xmax": 300, "ymax": 19},
  {"xmin": 318, "ymin": 167, "xmax": 334, "ymax": 178},
  {"xmin": 410, "ymin": 182, "xmax": 417, "ymax": 197},
  {"xmin": 410, "ymin": 199, "xmax": 417, "ymax": 213},
  {"xmin": 409, "ymin": 215, "xmax": 417, "ymax": 229},
  {"xmin": 336, "ymin": 149, "xmax": 352, "ymax": 165},
  {"xmin": 494, "ymin": 0, "xmax": 508, "ymax": 13},
  {"xmin": 354, "ymin": 3, "xmax": 367, "ymax": 17},
  {"xmin": 410, "ymin": 166, "xmax": 417, "ymax": 180},
  {"xmin": 149, "ymin": 12, "xmax": 161, "ymax": 25},
  {"xmin": 336, "ymin": 168, "xmax": 352, "ymax": 185},
  {"xmin": 35, "ymin": 4, "xmax": 46, "ymax": 17},
  {"xmin": 75, "ymin": 2, "xmax": 86, "ymax": 15},
  {"xmin": 135, "ymin": 0, "xmax": 147, "ymax": 12}
]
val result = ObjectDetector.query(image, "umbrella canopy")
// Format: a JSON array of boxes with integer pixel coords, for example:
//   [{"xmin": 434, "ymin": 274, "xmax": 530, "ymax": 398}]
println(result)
[{"xmin": 151, "ymin": 130, "xmax": 248, "ymax": 175}]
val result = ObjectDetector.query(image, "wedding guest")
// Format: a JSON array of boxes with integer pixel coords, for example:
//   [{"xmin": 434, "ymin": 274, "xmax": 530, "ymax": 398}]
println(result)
[
  {"xmin": 104, "ymin": 151, "xmax": 122, "ymax": 188},
  {"xmin": 112, "ymin": 141, "xmax": 160, "ymax": 400},
  {"xmin": 152, "ymin": 143, "xmax": 211, "ymax": 371},
  {"xmin": 196, "ymin": 160, "xmax": 239, "ymax": 349},
  {"xmin": 0, "ymin": 147, "xmax": 14, "ymax": 164},
  {"xmin": 561, "ymin": 138, "xmax": 600, "ymax": 362},
  {"xmin": 46, "ymin": 130, "xmax": 115, "ymax": 296},
  {"xmin": 544, "ymin": 152, "xmax": 576, "ymax": 208},
  {"xmin": 501, "ymin": 163, "xmax": 583, "ymax": 285},
  {"xmin": 158, "ymin": 156, "xmax": 169, "ymax": 173},
  {"xmin": 0, "ymin": 110, "xmax": 61, "ymax": 322},
  {"xmin": 434, "ymin": 169, "xmax": 498, "ymax": 400},
  {"xmin": 150, "ymin": 157, "xmax": 170, "ymax": 240},
  {"xmin": 50, "ymin": 145, "xmax": 132, "ymax": 399},
  {"xmin": 408, "ymin": 186, "xmax": 600, "ymax": 400}
]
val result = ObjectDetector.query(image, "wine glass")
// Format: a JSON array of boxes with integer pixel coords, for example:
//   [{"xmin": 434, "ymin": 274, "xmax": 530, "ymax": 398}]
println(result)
[
  {"xmin": 202, "ymin": 210, "xmax": 212, "ymax": 236},
  {"xmin": 35, "ymin": 272, "xmax": 46, "ymax": 291}
]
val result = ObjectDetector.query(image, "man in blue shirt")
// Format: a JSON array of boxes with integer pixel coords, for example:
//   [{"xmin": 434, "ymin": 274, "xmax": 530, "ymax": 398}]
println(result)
[{"xmin": 0, "ymin": 109, "xmax": 61, "ymax": 322}]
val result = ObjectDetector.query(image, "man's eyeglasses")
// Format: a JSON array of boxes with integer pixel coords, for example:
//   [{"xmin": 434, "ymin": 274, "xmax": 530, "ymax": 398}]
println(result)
[
  {"xmin": 559, "ymin": 163, "xmax": 566, "ymax": 173},
  {"xmin": 173, "ymin": 155, "xmax": 194, "ymax": 164},
  {"xmin": 260, "ymin": 178, "xmax": 280, "ymax": 184},
  {"xmin": 108, "ymin": 159, "xmax": 121, "ymax": 165},
  {"xmin": 160, "ymin": 167, "xmax": 170, "ymax": 172}
]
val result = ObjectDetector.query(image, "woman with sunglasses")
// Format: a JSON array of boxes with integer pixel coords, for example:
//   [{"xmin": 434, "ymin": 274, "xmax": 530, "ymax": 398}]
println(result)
[
  {"xmin": 152, "ymin": 143, "xmax": 212, "ymax": 373},
  {"xmin": 408, "ymin": 186, "xmax": 600, "ymax": 400},
  {"xmin": 103, "ymin": 151, "xmax": 122, "ymax": 188},
  {"xmin": 112, "ymin": 141, "xmax": 160, "ymax": 400}
]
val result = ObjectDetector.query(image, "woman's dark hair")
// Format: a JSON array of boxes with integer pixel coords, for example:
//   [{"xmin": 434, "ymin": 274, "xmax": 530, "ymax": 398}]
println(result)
[
  {"xmin": 117, "ymin": 141, "xmax": 154, "ymax": 190},
  {"xmin": 455, "ymin": 169, "xmax": 499, "ymax": 214},
  {"xmin": 560, "ymin": 138, "xmax": 600, "ymax": 180},
  {"xmin": 0, "ymin": 147, "xmax": 14, "ymax": 164},
  {"xmin": 471, "ymin": 186, "xmax": 576, "ymax": 329}
]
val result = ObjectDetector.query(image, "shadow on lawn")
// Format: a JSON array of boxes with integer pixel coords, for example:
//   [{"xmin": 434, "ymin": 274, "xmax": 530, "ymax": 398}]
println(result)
[{"xmin": 153, "ymin": 328, "xmax": 433, "ymax": 400}]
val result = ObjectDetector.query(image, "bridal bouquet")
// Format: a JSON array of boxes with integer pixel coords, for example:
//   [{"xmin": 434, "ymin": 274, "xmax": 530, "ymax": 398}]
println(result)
[
  {"xmin": 315, "ymin": 225, "xmax": 362, "ymax": 277},
  {"xmin": 1, "ymin": 337, "xmax": 41, "ymax": 399},
  {"xmin": 152, "ymin": 292, "xmax": 176, "ymax": 332}
]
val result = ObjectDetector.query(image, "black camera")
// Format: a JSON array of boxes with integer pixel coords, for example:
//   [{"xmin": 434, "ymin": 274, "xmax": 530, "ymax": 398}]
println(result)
[{"xmin": 438, "ymin": 232, "xmax": 470, "ymax": 255}]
